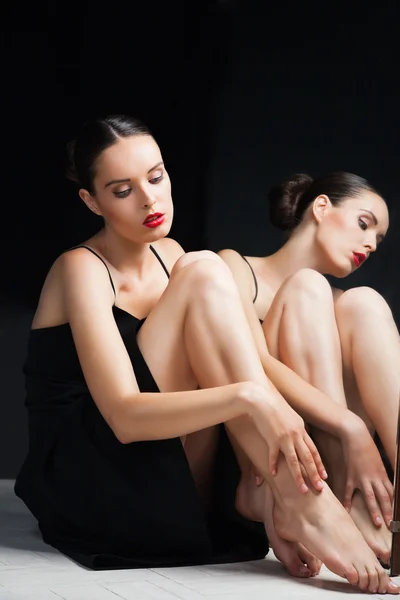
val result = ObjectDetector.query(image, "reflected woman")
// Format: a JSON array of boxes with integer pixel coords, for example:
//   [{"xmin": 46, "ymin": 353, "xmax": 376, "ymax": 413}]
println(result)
[{"xmin": 220, "ymin": 172, "xmax": 398, "ymax": 573}]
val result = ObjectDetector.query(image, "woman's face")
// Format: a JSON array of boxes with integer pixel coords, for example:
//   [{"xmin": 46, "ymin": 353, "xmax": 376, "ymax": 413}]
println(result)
[
  {"xmin": 313, "ymin": 191, "xmax": 389, "ymax": 278},
  {"xmin": 81, "ymin": 135, "xmax": 173, "ymax": 243}
]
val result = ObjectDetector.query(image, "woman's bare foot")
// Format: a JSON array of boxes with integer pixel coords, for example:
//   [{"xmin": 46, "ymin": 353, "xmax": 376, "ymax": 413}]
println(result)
[
  {"xmin": 235, "ymin": 477, "xmax": 321, "ymax": 578},
  {"xmin": 350, "ymin": 490, "xmax": 391, "ymax": 565},
  {"xmin": 262, "ymin": 485, "xmax": 322, "ymax": 578},
  {"xmin": 273, "ymin": 481, "xmax": 399, "ymax": 594}
]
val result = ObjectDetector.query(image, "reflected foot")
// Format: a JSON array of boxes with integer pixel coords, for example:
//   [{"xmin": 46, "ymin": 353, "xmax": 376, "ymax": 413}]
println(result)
[
  {"xmin": 273, "ymin": 482, "xmax": 398, "ymax": 594},
  {"xmin": 350, "ymin": 490, "xmax": 391, "ymax": 565}
]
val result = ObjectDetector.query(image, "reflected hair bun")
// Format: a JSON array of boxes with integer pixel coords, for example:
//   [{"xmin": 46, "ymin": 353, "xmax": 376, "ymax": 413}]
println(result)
[{"xmin": 268, "ymin": 173, "xmax": 314, "ymax": 231}]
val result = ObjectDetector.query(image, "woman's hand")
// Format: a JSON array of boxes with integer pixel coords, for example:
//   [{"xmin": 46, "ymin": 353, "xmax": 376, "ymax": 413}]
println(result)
[
  {"xmin": 341, "ymin": 416, "xmax": 393, "ymax": 528},
  {"xmin": 246, "ymin": 383, "xmax": 328, "ymax": 493}
]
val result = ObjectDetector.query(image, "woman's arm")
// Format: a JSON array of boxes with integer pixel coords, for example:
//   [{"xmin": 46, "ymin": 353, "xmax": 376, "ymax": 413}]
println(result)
[{"xmin": 58, "ymin": 248, "xmax": 268, "ymax": 445}]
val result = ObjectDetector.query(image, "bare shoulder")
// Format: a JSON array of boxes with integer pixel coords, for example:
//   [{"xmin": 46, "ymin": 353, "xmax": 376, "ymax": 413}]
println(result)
[
  {"xmin": 218, "ymin": 248, "xmax": 252, "ymax": 275},
  {"xmin": 32, "ymin": 248, "xmax": 115, "ymax": 329},
  {"xmin": 218, "ymin": 248, "xmax": 254, "ymax": 299},
  {"xmin": 152, "ymin": 237, "xmax": 185, "ymax": 270},
  {"xmin": 218, "ymin": 248, "xmax": 244, "ymax": 268},
  {"xmin": 58, "ymin": 246, "xmax": 113, "ymax": 287},
  {"xmin": 35, "ymin": 248, "xmax": 146, "ymax": 436}
]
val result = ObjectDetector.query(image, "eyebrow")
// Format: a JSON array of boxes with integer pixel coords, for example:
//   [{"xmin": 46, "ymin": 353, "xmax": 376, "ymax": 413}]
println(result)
[
  {"xmin": 359, "ymin": 209, "xmax": 378, "ymax": 225},
  {"xmin": 104, "ymin": 178, "xmax": 130, "ymax": 188},
  {"xmin": 148, "ymin": 161, "xmax": 164, "ymax": 173},
  {"xmin": 104, "ymin": 161, "xmax": 164, "ymax": 189}
]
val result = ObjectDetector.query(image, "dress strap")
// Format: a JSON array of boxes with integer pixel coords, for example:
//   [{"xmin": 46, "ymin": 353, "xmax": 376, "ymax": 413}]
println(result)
[
  {"xmin": 150, "ymin": 245, "xmax": 170, "ymax": 279},
  {"xmin": 241, "ymin": 256, "xmax": 258, "ymax": 303},
  {"xmin": 70, "ymin": 245, "xmax": 117, "ymax": 299}
]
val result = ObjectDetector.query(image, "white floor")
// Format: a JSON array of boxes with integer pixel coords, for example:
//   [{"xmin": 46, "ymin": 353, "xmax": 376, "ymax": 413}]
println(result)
[{"xmin": 0, "ymin": 480, "xmax": 397, "ymax": 600}]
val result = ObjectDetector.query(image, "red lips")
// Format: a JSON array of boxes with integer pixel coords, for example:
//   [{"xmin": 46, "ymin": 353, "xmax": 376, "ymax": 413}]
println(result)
[
  {"xmin": 353, "ymin": 252, "xmax": 367, "ymax": 267},
  {"xmin": 143, "ymin": 213, "xmax": 165, "ymax": 228}
]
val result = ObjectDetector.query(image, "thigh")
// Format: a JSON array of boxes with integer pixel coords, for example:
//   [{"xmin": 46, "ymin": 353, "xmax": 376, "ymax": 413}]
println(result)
[
  {"xmin": 137, "ymin": 251, "xmax": 224, "ymax": 393},
  {"xmin": 262, "ymin": 270, "xmax": 336, "ymax": 359},
  {"xmin": 136, "ymin": 255, "xmax": 220, "ymax": 479},
  {"xmin": 137, "ymin": 278, "xmax": 197, "ymax": 394}
]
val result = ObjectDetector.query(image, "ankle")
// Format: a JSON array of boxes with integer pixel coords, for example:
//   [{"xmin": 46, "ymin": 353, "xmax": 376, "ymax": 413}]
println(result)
[{"xmin": 235, "ymin": 483, "xmax": 262, "ymax": 522}]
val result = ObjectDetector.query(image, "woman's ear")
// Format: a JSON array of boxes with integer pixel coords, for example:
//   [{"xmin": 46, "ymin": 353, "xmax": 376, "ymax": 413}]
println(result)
[
  {"xmin": 312, "ymin": 194, "xmax": 331, "ymax": 224},
  {"xmin": 79, "ymin": 189, "xmax": 103, "ymax": 216}
]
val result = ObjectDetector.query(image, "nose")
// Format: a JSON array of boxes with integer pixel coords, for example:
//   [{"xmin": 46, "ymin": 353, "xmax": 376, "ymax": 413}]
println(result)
[
  {"xmin": 142, "ymin": 189, "xmax": 157, "ymax": 209},
  {"xmin": 365, "ymin": 236, "xmax": 377, "ymax": 254},
  {"xmin": 143, "ymin": 197, "xmax": 156, "ymax": 209}
]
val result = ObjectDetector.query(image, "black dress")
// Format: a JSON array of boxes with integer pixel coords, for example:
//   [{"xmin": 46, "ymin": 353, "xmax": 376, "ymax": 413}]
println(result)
[{"xmin": 15, "ymin": 246, "xmax": 269, "ymax": 570}]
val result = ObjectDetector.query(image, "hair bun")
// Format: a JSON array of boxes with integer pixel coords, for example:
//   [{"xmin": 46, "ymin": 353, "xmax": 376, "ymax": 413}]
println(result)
[{"xmin": 268, "ymin": 173, "xmax": 314, "ymax": 231}]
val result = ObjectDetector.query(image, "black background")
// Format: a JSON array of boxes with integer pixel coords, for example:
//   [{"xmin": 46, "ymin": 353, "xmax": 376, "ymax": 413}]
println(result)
[{"xmin": 1, "ymin": 1, "xmax": 399, "ymax": 477}]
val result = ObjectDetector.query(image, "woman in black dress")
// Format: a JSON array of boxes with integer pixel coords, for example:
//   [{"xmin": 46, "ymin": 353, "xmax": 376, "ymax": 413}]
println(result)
[{"xmin": 15, "ymin": 116, "xmax": 398, "ymax": 594}]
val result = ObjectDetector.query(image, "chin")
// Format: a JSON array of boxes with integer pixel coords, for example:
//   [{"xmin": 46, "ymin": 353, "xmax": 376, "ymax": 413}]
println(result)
[
  {"xmin": 143, "ymin": 220, "xmax": 172, "ymax": 241},
  {"xmin": 328, "ymin": 263, "xmax": 353, "ymax": 279}
]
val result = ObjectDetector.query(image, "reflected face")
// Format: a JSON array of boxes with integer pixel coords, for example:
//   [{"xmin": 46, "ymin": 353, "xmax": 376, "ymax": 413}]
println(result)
[
  {"xmin": 314, "ymin": 191, "xmax": 389, "ymax": 278},
  {"xmin": 82, "ymin": 135, "xmax": 173, "ymax": 243}
]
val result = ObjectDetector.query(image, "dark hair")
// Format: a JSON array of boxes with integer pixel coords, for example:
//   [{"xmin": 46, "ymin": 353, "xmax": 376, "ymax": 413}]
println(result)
[
  {"xmin": 268, "ymin": 171, "xmax": 381, "ymax": 233},
  {"xmin": 66, "ymin": 115, "xmax": 152, "ymax": 193}
]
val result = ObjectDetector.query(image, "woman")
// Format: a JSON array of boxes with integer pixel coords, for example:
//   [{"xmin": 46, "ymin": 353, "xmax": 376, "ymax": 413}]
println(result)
[
  {"xmin": 219, "ymin": 171, "xmax": 398, "ymax": 575},
  {"xmin": 14, "ymin": 119, "xmax": 398, "ymax": 593}
]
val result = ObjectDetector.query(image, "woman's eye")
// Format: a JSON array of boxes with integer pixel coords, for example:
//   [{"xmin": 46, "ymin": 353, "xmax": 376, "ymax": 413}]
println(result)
[
  {"xmin": 115, "ymin": 189, "xmax": 131, "ymax": 198},
  {"xmin": 150, "ymin": 175, "xmax": 163, "ymax": 184},
  {"xmin": 358, "ymin": 218, "xmax": 368, "ymax": 231}
]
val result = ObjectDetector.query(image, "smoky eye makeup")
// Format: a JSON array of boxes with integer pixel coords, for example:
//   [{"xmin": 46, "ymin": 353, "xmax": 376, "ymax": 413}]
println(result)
[
  {"xmin": 149, "ymin": 174, "xmax": 164, "ymax": 184},
  {"xmin": 358, "ymin": 212, "xmax": 386, "ymax": 244},
  {"xmin": 110, "ymin": 167, "xmax": 165, "ymax": 196},
  {"xmin": 114, "ymin": 188, "xmax": 131, "ymax": 198},
  {"xmin": 358, "ymin": 217, "xmax": 368, "ymax": 230}
]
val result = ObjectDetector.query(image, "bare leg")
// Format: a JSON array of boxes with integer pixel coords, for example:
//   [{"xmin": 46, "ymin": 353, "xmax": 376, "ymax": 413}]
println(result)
[
  {"xmin": 182, "ymin": 426, "xmax": 220, "ymax": 510},
  {"xmin": 263, "ymin": 269, "xmax": 348, "ymax": 497},
  {"xmin": 335, "ymin": 287, "xmax": 399, "ymax": 567},
  {"xmin": 136, "ymin": 255, "xmax": 396, "ymax": 593},
  {"xmin": 263, "ymin": 268, "xmax": 391, "ymax": 564},
  {"xmin": 335, "ymin": 286, "xmax": 400, "ymax": 470},
  {"xmin": 232, "ymin": 436, "xmax": 322, "ymax": 578}
]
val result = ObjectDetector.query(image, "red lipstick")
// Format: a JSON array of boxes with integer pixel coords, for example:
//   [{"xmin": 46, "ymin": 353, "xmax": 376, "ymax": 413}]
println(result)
[
  {"xmin": 143, "ymin": 213, "xmax": 165, "ymax": 229},
  {"xmin": 353, "ymin": 252, "xmax": 367, "ymax": 267}
]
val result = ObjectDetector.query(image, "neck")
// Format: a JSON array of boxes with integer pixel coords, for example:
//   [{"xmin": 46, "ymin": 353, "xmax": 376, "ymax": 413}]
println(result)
[
  {"xmin": 266, "ymin": 226, "xmax": 326, "ymax": 282},
  {"xmin": 97, "ymin": 226, "xmax": 154, "ymax": 276}
]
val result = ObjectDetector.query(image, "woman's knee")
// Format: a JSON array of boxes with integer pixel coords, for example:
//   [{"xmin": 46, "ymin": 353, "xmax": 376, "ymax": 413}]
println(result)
[
  {"xmin": 170, "ymin": 251, "xmax": 236, "ymax": 296},
  {"xmin": 335, "ymin": 286, "xmax": 393, "ymax": 321},
  {"xmin": 171, "ymin": 250, "xmax": 226, "ymax": 276},
  {"xmin": 284, "ymin": 268, "xmax": 332, "ymax": 303}
]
